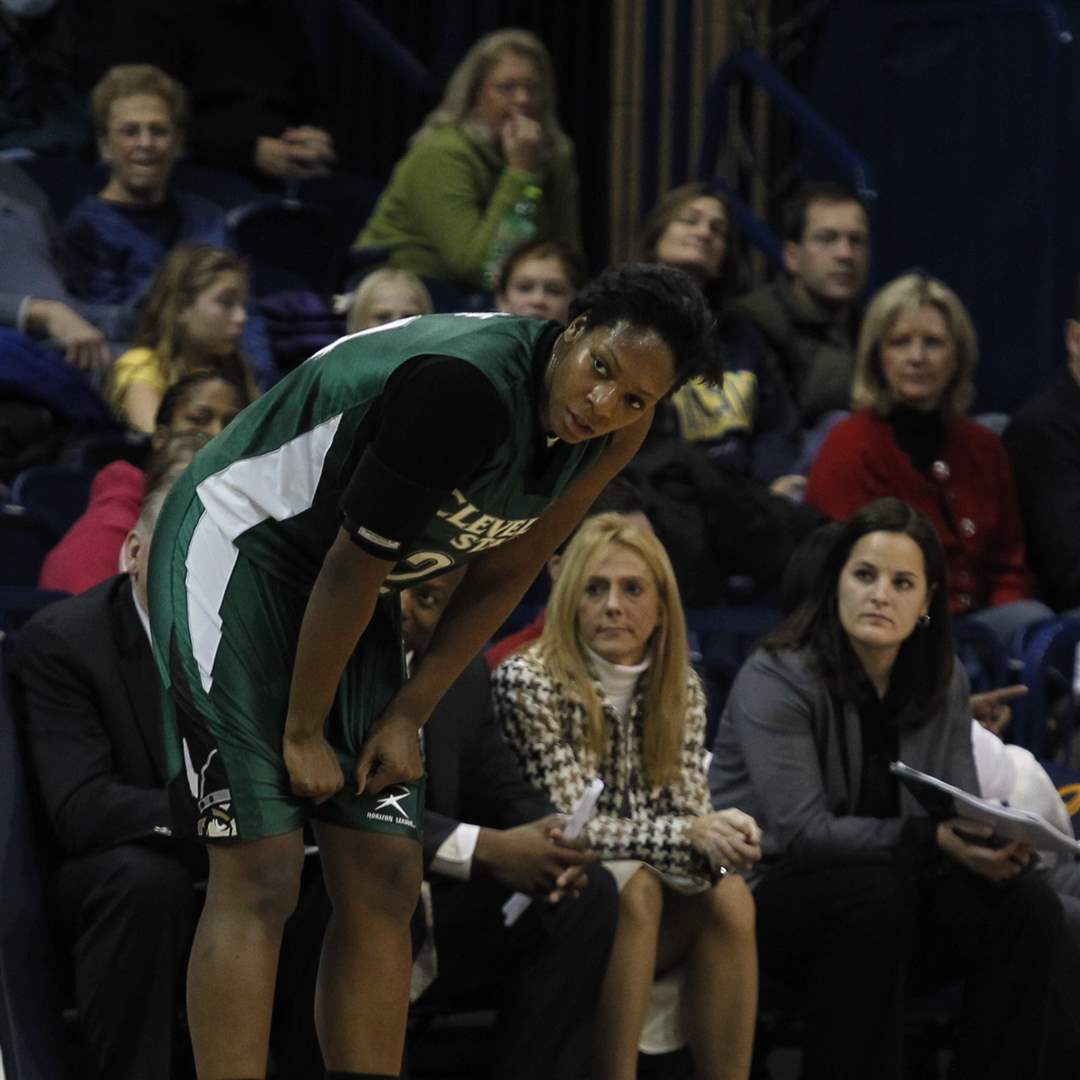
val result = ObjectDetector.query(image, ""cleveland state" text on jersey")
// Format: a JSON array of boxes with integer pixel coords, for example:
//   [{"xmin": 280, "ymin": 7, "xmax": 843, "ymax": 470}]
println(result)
[{"xmin": 436, "ymin": 489, "xmax": 539, "ymax": 552}]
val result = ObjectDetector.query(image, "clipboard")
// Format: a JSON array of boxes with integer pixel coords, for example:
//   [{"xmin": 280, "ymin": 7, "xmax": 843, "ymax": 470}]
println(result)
[{"xmin": 891, "ymin": 761, "xmax": 1080, "ymax": 858}]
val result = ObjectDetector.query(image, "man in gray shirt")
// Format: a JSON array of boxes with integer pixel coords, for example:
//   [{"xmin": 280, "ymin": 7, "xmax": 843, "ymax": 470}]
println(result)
[{"xmin": 0, "ymin": 161, "xmax": 136, "ymax": 371}]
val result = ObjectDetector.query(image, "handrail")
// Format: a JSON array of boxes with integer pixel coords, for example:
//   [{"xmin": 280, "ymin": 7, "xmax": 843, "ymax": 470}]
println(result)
[
  {"xmin": 697, "ymin": 49, "xmax": 877, "ymax": 203},
  {"xmin": 335, "ymin": 0, "xmax": 440, "ymax": 99}
]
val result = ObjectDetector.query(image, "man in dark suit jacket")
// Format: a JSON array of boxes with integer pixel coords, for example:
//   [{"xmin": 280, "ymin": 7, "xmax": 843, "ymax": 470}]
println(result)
[
  {"xmin": 404, "ymin": 571, "xmax": 619, "ymax": 1080},
  {"xmin": 16, "ymin": 456, "xmax": 326, "ymax": 1080},
  {"xmin": 17, "ymin": 481, "xmax": 201, "ymax": 1080}
]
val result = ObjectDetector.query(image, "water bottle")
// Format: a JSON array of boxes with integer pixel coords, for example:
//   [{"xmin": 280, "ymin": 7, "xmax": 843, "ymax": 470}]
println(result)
[{"xmin": 482, "ymin": 184, "xmax": 542, "ymax": 290}]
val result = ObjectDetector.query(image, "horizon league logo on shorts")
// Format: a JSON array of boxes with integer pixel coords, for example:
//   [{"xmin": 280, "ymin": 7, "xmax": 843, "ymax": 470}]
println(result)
[
  {"xmin": 183, "ymin": 737, "xmax": 238, "ymax": 838},
  {"xmin": 365, "ymin": 784, "xmax": 417, "ymax": 827}
]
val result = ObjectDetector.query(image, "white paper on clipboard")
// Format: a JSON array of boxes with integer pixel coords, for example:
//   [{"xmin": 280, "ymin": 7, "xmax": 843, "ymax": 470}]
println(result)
[
  {"xmin": 891, "ymin": 761, "xmax": 1080, "ymax": 858},
  {"xmin": 502, "ymin": 777, "xmax": 605, "ymax": 927}
]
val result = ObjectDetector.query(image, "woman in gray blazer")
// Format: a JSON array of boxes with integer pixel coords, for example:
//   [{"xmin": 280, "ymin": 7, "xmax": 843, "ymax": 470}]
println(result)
[{"xmin": 710, "ymin": 497, "xmax": 1064, "ymax": 1080}]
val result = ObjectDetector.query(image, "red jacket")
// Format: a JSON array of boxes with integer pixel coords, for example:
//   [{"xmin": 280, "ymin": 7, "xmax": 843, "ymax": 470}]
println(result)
[
  {"xmin": 806, "ymin": 411, "xmax": 1032, "ymax": 615},
  {"xmin": 485, "ymin": 609, "xmax": 546, "ymax": 671},
  {"xmin": 38, "ymin": 461, "xmax": 145, "ymax": 595}
]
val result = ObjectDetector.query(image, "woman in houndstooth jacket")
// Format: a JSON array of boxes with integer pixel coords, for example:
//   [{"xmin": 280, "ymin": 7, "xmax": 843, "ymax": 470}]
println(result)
[{"xmin": 493, "ymin": 512, "xmax": 761, "ymax": 1080}]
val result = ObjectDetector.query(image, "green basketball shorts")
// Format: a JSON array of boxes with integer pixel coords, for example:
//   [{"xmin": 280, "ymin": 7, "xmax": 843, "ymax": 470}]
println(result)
[{"xmin": 151, "ymin": 500, "xmax": 424, "ymax": 844}]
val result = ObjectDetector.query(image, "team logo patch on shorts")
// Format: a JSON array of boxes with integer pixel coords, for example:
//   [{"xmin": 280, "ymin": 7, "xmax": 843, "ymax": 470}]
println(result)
[
  {"xmin": 197, "ymin": 799, "xmax": 238, "ymax": 838},
  {"xmin": 365, "ymin": 784, "xmax": 416, "ymax": 826},
  {"xmin": 184, "ymin": 737, "xmax": 239, "ymax": 838}
]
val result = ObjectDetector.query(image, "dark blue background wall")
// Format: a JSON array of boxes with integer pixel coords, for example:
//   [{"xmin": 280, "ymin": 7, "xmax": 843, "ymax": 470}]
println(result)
[{"xmin": 807, "ymin": 1, "xmax": 1077, "ymax": 411}]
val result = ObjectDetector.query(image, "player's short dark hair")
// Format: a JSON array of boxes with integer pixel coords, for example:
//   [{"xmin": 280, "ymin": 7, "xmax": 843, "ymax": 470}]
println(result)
[
  {"xmin": 568, "ymin": 263, "xmax": 717, "ymax": 392},
  {"xmin": 781, "ymin": 181, "xmax": 868, "ymax": 244}
]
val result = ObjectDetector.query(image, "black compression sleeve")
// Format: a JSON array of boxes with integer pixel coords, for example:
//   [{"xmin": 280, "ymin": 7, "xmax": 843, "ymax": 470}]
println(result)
[{"xmin": 339, "ymin": 356, "xmax": 510, "ymax": 558}]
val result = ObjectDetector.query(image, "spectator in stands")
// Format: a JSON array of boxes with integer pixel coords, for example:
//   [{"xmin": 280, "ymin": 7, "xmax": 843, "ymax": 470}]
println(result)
[
  {"xmin": 484, "ymin": 475, "xmax": 650, "ymax": 670},
  {"xmin": 109, "ymin": 245, "xmax": 258, "ymax": 433},
  {"xmin": 62, "ymin": 64, "xmax": 273, "ymax": 382},
  {"xmin": 806, "ymin": 271, "xmax": 1052, "ymax": 646},
  {"xmin": 709, "ymin": 497, "xmax": 1065, "ymax": 1080},
  {"xmin": 640, "ymin": 181, "xmax": 743, "ymax": 310},
  {"xmin": 39, "ymin": 370, "xmax": 250, "ymax": 594},
  {"xmin": 84, "ymin": 0, "xmax": 336, "ymax": 186},
  {"xmin": 346, "ymin": 268, "xmax": 432, "ymax": 334},
  {"xmin": 64, "ymin": 65, "xmax": 217, "ymax": 304},
  {"xmin": 641, "ymin": 182, "xmax": 802, "ymax": 490},
  {"xmin": 355, "ymin": 28, "xmax": 583, "ymax": 294},
  {"xmin": 618, "ymin": 184, "xmax": 825, "ymax": 605},
  {"xmin": 734, "ymin": 180, "xmax": 869, "ymax": 426},
  {"xmin": 494, "ymin": 513, "xmax": 760, "ymax": 1080},
  {"xmin": 17, "ymin": 452, "xmax": 205, "ymax": 1080},
  {"xmin": 0, "ymin": 161, "xmax": 134, "ymax": 367},
  {"xmin": 19, "ymin": 447, "xmax": 328, "ymax": 1080},
  {"xmin": 401, "ymin": 568, "xmax": 618, "ymax": 1080},
  {"xmin": 1004, "ymin": 278, "xmax": 1080, "ymax": 611},
  {"xmin": 494, "ymin": 238, "xmax": 583, "ymax": 323},
  {"xmin": 780, "ymin": 522, "xmax": 1080, "ymax": 945}
]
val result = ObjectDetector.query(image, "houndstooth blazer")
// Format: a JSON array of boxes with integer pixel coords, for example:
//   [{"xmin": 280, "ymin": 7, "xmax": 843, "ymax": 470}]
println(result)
[{"xmin": 492, "ymin": 649, "xmax": 714, "ymax": 885}]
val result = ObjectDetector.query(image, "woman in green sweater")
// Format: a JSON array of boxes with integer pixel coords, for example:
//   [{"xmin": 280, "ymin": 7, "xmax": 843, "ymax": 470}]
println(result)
[{"xmin": 355, "ymin": 28, "xmax": 582, "ymax": 293}]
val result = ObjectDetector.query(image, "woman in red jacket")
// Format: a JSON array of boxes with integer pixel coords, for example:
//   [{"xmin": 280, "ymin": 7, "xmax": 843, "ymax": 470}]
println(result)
[{"xmin": 806, "ymin": 271, "xmax": 1052, "ymax": 647}]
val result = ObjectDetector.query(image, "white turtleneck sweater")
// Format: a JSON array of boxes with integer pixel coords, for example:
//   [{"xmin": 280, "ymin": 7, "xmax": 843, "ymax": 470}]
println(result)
[{"xmin": 585, "ymin": 644, "xmax": 650, "ymax": 719}]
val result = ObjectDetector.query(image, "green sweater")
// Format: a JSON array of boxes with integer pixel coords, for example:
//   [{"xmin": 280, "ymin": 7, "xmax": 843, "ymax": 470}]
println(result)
[{"xmin": 355, "ymin": 124, "xmax": 582, "ymax": 292}]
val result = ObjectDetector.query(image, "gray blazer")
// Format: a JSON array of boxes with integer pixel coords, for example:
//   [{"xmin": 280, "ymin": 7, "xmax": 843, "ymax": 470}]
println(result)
[{"xmin": 709, "ymin": 646, "xmax": 975, "ymax": 885}]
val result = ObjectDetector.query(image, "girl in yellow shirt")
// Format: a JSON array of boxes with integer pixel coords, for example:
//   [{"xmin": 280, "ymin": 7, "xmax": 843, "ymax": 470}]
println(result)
[{"xmin": 111, "ymin": 246, "xmax": 259, "ymax": 432}]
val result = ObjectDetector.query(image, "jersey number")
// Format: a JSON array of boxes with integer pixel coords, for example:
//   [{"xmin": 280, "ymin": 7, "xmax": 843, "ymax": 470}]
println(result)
[{"xmin": 385, "ymin": 550, "xmax": 455, "ymax": 585}]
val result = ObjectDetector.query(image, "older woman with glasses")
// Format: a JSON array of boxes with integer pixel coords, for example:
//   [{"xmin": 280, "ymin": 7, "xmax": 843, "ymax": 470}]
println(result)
[{"xmin": 355, "ymin": 28, "xmax": 582, "ymax": 293}]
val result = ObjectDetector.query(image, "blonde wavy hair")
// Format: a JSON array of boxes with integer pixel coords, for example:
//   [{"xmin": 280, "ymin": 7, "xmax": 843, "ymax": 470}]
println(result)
[
  {"xmin": 346, "ymin": 268, "xmax": 432, "ymax": 333},
  {"xmin": 532, "ymin": 512, "xmax": 691, "ymax": 788},
  {"xmin": 852, "ymin": 271, "xmax": 977, "ymax": 419},
  {"xmin": 411, "ymin": 28, "xmax": 570, "ymax": 154}
]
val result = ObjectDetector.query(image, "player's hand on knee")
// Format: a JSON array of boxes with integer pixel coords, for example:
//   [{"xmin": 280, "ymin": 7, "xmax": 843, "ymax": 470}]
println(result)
[
  {"xmin": 354, "ymin": 713, "xmax": 423, "ymax": 796},
  {"xmin": 283, "ymin": 730, "xmax": 345, "ymax": 803}
]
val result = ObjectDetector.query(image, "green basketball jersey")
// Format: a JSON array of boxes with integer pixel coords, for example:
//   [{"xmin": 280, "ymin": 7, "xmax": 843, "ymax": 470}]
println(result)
[{"xmin": 154, "ymin": 313, "xmax": 609, "ymax": 597}]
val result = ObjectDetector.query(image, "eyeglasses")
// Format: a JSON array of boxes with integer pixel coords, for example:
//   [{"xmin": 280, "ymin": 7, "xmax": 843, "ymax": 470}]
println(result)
[
  {"xmin": 109, "ymin": 123, "xmax": 176, "ymax": 140},
  {"xmin": 488, "ymin": 79, "xmax": 543, "ymax": 98}
]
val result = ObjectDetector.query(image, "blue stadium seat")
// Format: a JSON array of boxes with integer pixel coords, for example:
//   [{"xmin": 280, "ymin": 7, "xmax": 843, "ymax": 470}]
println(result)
[
  {"xmin": 227, "ymin": 197, "xmax": 348, "ymax": 295},
  {"xmin": 0, "ymin": 504, "xmax": 59, "ymax": 587},
  {"xmin": 1012, "ymin": 616, "xmax": 1080, "ymax": 758},
  {"xmin": 10, "ymin": 465, "xmax": 97, "ymax": 540},
  {"xmin": 685, "ymin": 604, "xmax": 784, "ymax": 746},
  {"xmin": 952, "ymin": 617, "xmax": 1013, "ymax": 696},
  {"xmin": 62, "ymin": 430, "xmax": 151, "ymax": 470}
]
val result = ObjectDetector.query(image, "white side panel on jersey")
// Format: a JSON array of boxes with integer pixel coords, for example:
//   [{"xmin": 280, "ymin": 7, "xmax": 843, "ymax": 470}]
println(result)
[
  {"xmin": 185, "ymin": 512, "xmax": 240, "ymax": 694},
  {"xmin": 186, "ymin": 412, "xmax": 343, "ymax": 692},
  {"xmin": 196, "ymin": 413, "xmax": 344, "ymax": 541}
]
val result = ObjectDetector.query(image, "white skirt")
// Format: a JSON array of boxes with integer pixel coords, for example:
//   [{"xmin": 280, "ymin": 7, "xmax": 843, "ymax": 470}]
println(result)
[{"xmin": 604, "ymin": 859, "xmax": 709, "ymax": 1055}]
